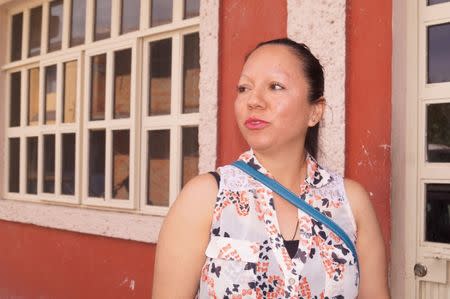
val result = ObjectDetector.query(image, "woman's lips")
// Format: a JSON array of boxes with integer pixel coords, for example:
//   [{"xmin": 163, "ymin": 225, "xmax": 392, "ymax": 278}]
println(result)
[{"xmin": 244, "ymin": 117, "xmax": 269, "ymax": 130}]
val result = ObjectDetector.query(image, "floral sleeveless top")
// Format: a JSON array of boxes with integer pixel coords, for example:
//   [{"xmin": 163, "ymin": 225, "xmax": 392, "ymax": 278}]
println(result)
[{"xmin": 197, "ymin": 150, "xmax": 359, "ymax": 299}]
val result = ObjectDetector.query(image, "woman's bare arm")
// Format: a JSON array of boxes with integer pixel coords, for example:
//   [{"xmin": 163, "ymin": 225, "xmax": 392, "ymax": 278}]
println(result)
[
  {"xmin": 152, "ymin": 174, "xmax": 217, "ymax": 298},
  {"xmin": 344, "ymin": 179, "xmax": 390, "ymax": 299}
]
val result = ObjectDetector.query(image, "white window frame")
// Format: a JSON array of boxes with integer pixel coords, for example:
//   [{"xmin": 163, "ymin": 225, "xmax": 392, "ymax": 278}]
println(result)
[
  {"xmin": 82, "ymin": 39, "xmax": 138, "ymax": 210},
  {"xmin": 0, "ymin": 0, "xmax": 219, "ymax": 243}
]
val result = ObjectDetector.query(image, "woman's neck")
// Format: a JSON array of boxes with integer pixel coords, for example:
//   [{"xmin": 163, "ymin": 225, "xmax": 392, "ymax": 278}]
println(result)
[{"xmin": 252, "ymin": 145, "xmax": 308, "ymax": 188}]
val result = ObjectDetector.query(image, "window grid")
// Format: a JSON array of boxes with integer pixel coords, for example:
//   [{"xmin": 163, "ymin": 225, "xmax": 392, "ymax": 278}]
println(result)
[{"xmin": 3, "ymin": 0, "xmax": 200, "ymax": 215}]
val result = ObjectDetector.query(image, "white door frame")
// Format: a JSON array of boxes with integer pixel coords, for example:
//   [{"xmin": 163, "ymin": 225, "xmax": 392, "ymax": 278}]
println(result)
[{"xmin": 392, "ymin": 1, "xmax": 450, "ymax": 298}]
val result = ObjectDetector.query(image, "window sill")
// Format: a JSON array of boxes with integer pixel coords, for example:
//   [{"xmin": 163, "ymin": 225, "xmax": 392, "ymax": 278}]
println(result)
[{"xmin": 0, "ymin": 198, "xmax": 164, "ymax": 243}]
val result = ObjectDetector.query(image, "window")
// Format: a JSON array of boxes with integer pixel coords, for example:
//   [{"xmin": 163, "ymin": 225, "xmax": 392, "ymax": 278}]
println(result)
[{"xmin": 3, "ymin": 0, "xmax": 203, "ymax": 216}]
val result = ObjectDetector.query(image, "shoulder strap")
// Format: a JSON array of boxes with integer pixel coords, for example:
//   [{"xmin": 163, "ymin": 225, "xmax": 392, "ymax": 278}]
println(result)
[{"xmin": 232, "ymin": 160, "xmax": 359, "ymax": 267}]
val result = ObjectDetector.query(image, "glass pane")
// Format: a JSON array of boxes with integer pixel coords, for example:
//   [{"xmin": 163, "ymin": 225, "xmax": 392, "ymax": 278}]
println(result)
[
  {"xmin": 26, "ymin": 137, "xmax": 38, "ymax": 194},
  {"xmin": 183, "ymin": 33, "xmax": 200, "ymax": 113},
  {"xmin": 112, "ymin": 130, "xmax": 129, "ymax": 200},
  {"xmin": 28, "ymin": 6, "xmax": 42, "ymax": 57},
  {"xmin": 11, "ymin": 13, "xmax": 23, "ymax": 61},
  {"xmin": 63, "ymin": 61, "xmax": 77, "ymax": 123},
  {"xmin": 90, "ymin": 54, "xmax": 106, "ymax": 120},
  {"xmin": 70, "ymin": 0, "xmax": 86, "ymax": 47},
  {"xmin": 147, "ymin": 130, "xmax": 170, "ymax": 206},
  {"xmin": 182, "ymin": 127, "xmax": 199, "ymax": 186},
  {"xmin": 48, "ymin": 0, "xmax": 63, "ymax": 52},
  {"xmin": 121, "ymin": 0, "xmax": 140, "ymax": 34},
  {"xmin": 94, "ymin": 0, "xmax": 111, "ymax": 41},
  {"xmin": 43, "ymin": 135, "xmax": 55, "ymax": 193},
  {"xmin": 149, "ymin": 39, "xmax": 172, "ymax": 115},
  {"xmin": 151, "ymin": 0, "xmax": 172, "ymax": 27},
  {"xmin": 44, "ymin": 65, "xmax": 57, "ymax": 124},
  {"xmin": 9, "ymin": 138, "xmax": 20, "ymax": 193},
  {"xmin": 428, "ymin": 0, "xmax": 450, "ymax": 5},
  {"xmin": 62, "ymin": 133, "xmax": 76, "ymax": 195},
  {"xmin": 28, "ymin": 68, "xmax": 40, "ymax": 126},
  {"xmin": 184, "ymin": 0, "xmax": 200, "ymax": 19},
  {"xmin": 89, "ymin": 130, "xmax": 105, "ymax": 197},
  {"xmin": 10, "ymin": 72, "xmax": 21, "ymax": 127},
  {"xmin": 114, "ymin": 49, "xmax": 131, "ymax": 119},
  {"xmin": 425, "ymin": 184, "xmax": 450, "ymax": 243},
  {"xmin": 427, "ymin": 103, "xmax": 450, "ymax": 162},
  {"xmin": 427, "ymin": 22, "xmax": 450, "ymax": 84}
]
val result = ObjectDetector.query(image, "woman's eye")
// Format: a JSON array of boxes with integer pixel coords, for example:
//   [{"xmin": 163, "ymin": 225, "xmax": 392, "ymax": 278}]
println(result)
[
  {"xmin": 270, "ymin": 82, "xmax": 284, "ymax": 90},
  {"xmin": 237, "ymin": 85, "xmax": 248, "ymax": 93}
]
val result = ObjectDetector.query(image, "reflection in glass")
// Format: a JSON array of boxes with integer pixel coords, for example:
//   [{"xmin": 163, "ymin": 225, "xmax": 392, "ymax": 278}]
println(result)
[
  {"xmin": 121, "ymin": 0, "xmax": 140, "ymax": 34},
  {"xmin": 182, "ymin": 127, "xmax": 199, "ymax": 186},
  {"xmin": 149, "ymin": 39, "xmax": 172, "ymax": 115},
  {"xmin": 26, "ymin": 137, "xmax": 38, "ymax": 194},
  {"xmin": 63, "ymin": 61, "xmax": 77, "ymax": 123},
  {"xmin": 48, "ymin": 0, "xmax": 63, "ymax": 52},
  {"xmin": 10, "ymin": 72, "xmax": 21, "ymax": 127},
  {"xmin": 29, "ymin": 6, "xmax": 42, "ymax": 57},
  {"xmin": 427, "ymin": 103, "xmax": 450, "ymax": 162},
  {"xmin": 28, "ymin": 68, "xmax": 40, "ymax": 126},
  {"xmin": 183, "ymin": 33, "xmax": 200, "ymax": 113},
  {"xmin": 112, "ymin": 130, "xmax": 129, "ymax": 200},
  {"xmin": 426, "ymin": 184, "xmax": 450, "ymax": 243},
  {"xmin": 43, "ymin": 135, "xmax": 55, "ymax": 193},
  {"xmin": 94, "ymin": 0, "xmax": 111, "ymax": 41},
  {"xmin": 89, "ymin": 130, "xmax": 105, "ymax": 197},
  {"xmin": 428, "ymin": 0, "xmax": 450, "ymax": 5},
  {"xmin": 90, "ymin": 54, "xmax": 106, "ymax": 120},
  {"xmin": 62, "ymin": 133, "xmax": 76, "ymax": 195},
  {"xmin": 114, "ymin": 49, "xmax": 131, "ymax": 118},
  {"xmin": 70, "ymin": 0, "xmax": 86, "ymax": 47},
  {"xmin": 428, "ymin": 22, "xmax": 450, "ymax": 84},
  {"xmin": 45, "ymin": 65, "xmax": 57, "ymax": 124},
  {"xmin": 11, "ymin": 13, "xmax": 23, "ymax": 61},
  {"xmin": 147, "ymin": 130, "xmax": 170, "ymax": 206},
  {"xmin": 9, "ymin": 138, "xmax": 20, "ymax": 193},
  {"xmin": 184, "ymin": 0, "xmax": 200, "ymax": 19},
  {"xmin": 151, "ymin": 0, "xmax": 172, "ymax": 27}
]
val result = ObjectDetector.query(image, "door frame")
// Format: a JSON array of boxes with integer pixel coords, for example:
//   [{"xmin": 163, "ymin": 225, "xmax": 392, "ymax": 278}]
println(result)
[
  {"xmin": 392, "ymin": 0, "xmax": 450, "ymax": 298},
  {"xmin": 391, "ymin": 0, "xmax": 419, "ymax": 298}
]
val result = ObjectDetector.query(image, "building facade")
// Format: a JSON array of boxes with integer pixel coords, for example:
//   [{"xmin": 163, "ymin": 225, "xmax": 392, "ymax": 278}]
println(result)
[{"xmin": 0, "ymin": 0, "xmax": 449, "ymax": 298}]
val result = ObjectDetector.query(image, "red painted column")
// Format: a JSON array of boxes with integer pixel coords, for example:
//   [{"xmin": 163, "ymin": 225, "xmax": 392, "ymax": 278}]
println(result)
[
  {"xmin": 346, "ymin": 0, "xmax": 392, "ymax": 250},
  {"xmin": 217, "ymin": 0, "xmax": 287, "ymax": 166}
]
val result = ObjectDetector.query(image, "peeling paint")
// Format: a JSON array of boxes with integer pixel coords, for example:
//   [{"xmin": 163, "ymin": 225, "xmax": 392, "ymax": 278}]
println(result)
[
  {"xmin": 362, "ymin": 145, "xmax": 369, "ymax": 156},
  {"xmin": 129, "ymin": 280, "xmax": 135, "ymax": 291},
  {"xmin": 120, "ymin": 277, "xmax": 128, "ymax": 286}
]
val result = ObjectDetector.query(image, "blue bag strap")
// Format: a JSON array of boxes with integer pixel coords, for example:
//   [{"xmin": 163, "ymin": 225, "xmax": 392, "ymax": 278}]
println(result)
[{"xmin": 232, "ymin": 160, "xmax": 359, "ymax": 267}]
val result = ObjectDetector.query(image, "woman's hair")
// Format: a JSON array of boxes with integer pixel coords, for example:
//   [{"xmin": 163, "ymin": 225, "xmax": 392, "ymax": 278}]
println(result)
[{"xmin": 246, "ymin": 38, "xmax": 324, "ymax": 158}]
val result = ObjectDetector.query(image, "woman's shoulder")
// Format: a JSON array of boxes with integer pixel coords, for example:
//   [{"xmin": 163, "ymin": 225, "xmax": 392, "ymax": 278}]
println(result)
[
  {"xmin": 343, "ymin": 178, "xmax": 373, "ymax": 228},
  {"xmin": 173, "ymin": 173, "xmax": 218, "ymax": 213}
]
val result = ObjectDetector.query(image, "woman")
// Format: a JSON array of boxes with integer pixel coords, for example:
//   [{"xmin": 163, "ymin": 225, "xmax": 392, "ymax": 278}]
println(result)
[{"xmin": 153, "ymin": 38, "xmax": 389, "ymax": 298}]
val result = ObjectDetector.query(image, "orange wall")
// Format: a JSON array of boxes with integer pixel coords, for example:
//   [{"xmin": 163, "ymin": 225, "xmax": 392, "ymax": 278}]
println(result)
[
  {"xmin": 0, "ymin": 220, "xmax": 155, "ymax": 298},
  {"xmin": 345, "ymin": 0, "xmax": 392, "ymax": 249}
]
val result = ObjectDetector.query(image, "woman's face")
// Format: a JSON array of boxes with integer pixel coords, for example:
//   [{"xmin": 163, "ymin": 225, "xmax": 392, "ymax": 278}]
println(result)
[{"xmin": 235, "ymin": 44, "xmax": 319, "ymax": 153}]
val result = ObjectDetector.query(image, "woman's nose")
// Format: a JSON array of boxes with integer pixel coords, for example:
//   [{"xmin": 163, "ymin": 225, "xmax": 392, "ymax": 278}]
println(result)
[{"xmin": 247, "ymin": 89, "xmax": 266, "ymax": 110}]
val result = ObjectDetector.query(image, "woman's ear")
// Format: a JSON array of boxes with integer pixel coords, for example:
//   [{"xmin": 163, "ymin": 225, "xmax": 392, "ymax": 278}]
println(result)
[{"xmin": 308, "ymin": 97, "xmax": 326, "ymax": 127}]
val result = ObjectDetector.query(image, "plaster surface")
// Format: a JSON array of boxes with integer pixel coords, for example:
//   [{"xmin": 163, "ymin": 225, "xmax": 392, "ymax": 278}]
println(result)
[
  {"xmin": 198, "ymin": 0, "xmax": 219, "ymax": 173},
  {"xmin": 287, "ymin": 0, "xmax": 346, "ymax": 174}
]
